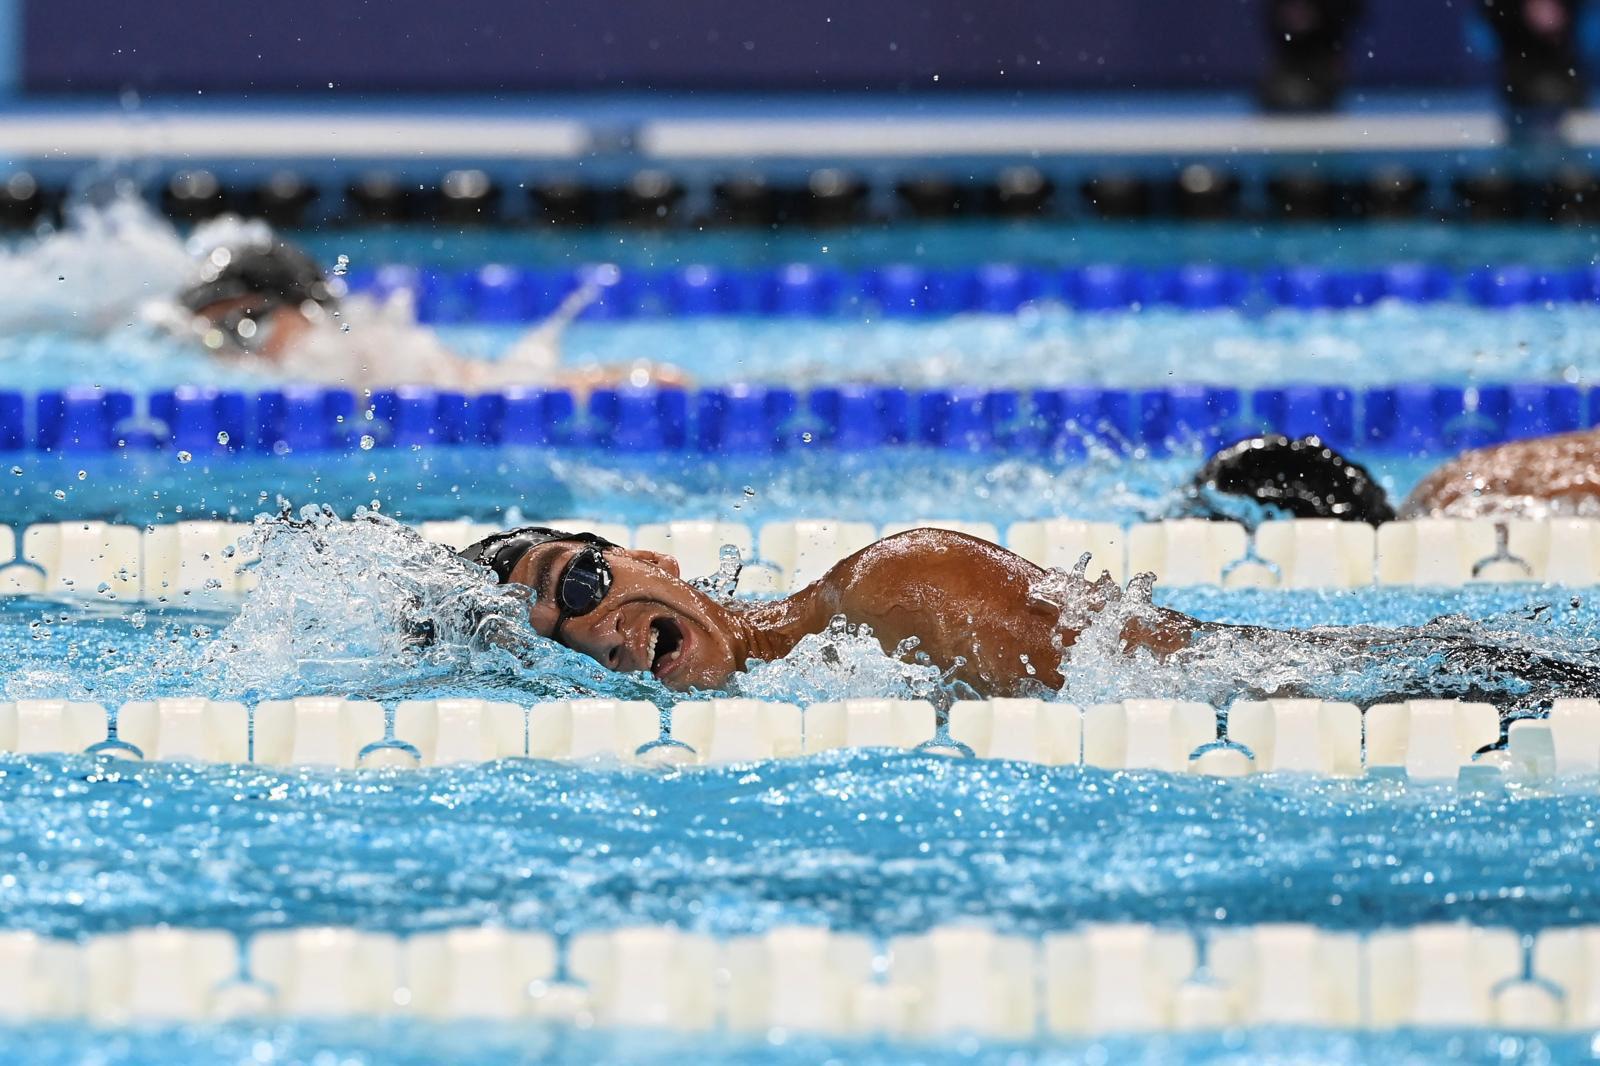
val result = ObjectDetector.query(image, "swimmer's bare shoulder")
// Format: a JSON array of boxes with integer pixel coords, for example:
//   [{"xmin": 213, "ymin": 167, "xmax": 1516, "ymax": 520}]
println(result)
[
  {"xmin": 795, "ymin": 529, "xmax": 1065, "ymax": 692},
  {"xmin": 1404, "ymin": 428, "xmax": 1600, "ymax": 515}
]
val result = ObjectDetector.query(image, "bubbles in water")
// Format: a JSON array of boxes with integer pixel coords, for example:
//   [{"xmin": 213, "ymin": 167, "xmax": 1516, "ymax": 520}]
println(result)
[
  {"xmin": 216, "ymin": 431, "xmax": 229, "ymax": 446},
  {"xmin": 51, "ymin": 490, "xmax": 64, "ymax": 500},
  {"xmin": 333, "ymin": 253, "xmax": 349, "ymax": 277},
  {"xmin": 9, "ymin": 467, "xmax": 20, "ymax": 476},
  {"xmin": 359, "ymin": 435, "xmax": 375, "ymax": 450},
  {"xmin": 176, "ymin": 451, "xmax": 192, "ymax": 463}
]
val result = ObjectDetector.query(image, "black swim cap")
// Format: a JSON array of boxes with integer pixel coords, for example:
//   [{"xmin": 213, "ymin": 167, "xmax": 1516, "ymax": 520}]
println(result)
[
  {"xmin": 178, "ymin": 240, "xmax": 337, "ymax": 314},
  {"xmin": 459, "ymin": 526, "xmax": 621, "ymax": 584},
  {"xmin": 1188, "ymin": 434, "xmax": 1396, "ymax": 524}
]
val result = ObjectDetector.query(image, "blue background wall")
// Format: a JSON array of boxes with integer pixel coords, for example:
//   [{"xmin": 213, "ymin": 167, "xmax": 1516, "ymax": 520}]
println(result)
[{"xmin": 17, "ymin": 0, "xmax": 1493, "ymax": 96}]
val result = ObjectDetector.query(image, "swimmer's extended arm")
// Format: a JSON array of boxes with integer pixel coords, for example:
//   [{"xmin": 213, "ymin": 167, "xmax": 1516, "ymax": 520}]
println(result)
[{"xmin": 790, "ymin": 529, "xmax": 1203, "ymax": 696}]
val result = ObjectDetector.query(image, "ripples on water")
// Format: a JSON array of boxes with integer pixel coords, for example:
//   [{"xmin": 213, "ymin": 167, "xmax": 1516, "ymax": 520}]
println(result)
[{"xmin": 1, "ymin": 750, "xmax": 1598, "ymax": 939}]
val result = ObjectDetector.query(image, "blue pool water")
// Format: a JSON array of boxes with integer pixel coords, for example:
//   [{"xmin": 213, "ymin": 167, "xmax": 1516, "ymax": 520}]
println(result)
[
  {"xmin": 9, "ymin": 301, "xmax": 1600, "ymax": 395},
  {"xmin": 3, "ymin": 1021, "xmax": 1584, "ymax": 1066},
  {"xmin": 295, "ymin": 221, "xmax": 1600, "ymax": 273},
  {"xmin": 0, "ymin": 445, "xmax": 1439, "ymax": 530},
  {"xmin": 4, "ymin": 745, "xmax": 1600, "ymax": 941}
]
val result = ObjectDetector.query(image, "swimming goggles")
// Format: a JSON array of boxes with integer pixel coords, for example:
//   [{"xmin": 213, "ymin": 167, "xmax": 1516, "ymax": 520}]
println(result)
[{"xmin": 551, "ymin": 546, "xmax": 614, "ymax": 631}]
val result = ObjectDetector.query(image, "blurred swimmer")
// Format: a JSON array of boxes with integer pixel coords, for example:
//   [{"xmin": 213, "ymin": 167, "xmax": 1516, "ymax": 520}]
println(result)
[
  {"xmin": 1188, "ymin": 431, "xmax": 1600, "ymax": 521},
  {"xmin": 153, "ymin": 216, "xmax": 685, "ymax": 393}
]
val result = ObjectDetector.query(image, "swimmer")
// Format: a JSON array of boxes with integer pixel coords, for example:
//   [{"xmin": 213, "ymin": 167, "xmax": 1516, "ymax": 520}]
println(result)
[
  {"xmin": 159, "ymin": 220, "xmax": 686, "ymax": 394},
  {"xmin": 460, "ymin": 525, "xmax": 1217, "ymax": 696},
  {"xmin": 457, "ymin": 523, "xmax": 1600, "ymax": 704},
  {"xmin": 1188, "ymin": 430, "xmax": 1600, "ymax": 522}
]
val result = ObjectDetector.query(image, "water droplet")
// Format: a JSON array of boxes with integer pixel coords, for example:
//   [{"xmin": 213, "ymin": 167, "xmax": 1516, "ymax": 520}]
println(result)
[
  {"xmin": 800, "ymin": 432, "xmax": 813, "ymax": 444},
  {"xmin": 52, "ymin": 489, "xmax": 65, "ymax": 500},
  {"xmin": 359, "ymin": 435, "xmax": 376, "ymax": 450},
  {"xmin": 76, "ymin": 470, "xmax": 86, "ymax": 481},
  {"xmin": 367, "ymin": 472, "xmax": 377, "ymax": 482},
  {"xmin": 95, "ymin": 582, "xmax": 111, "ymax": 595},
  {"xmin": 216, "ymin": 431, "xmax": 230, "ymax": 446},
  {"xmin": 743, "ymin": 486, "xmax": 756, "ymax": 497},
  {"xmin": 9, "ymin": 466, "xmax": 20, "ymax": 476},
  {"xmin": 177, "ymin": 451, "xmax": 193, "ymax": 463},
  {"xmin": 333, "ymin": 253, "xmax": 350, "ymax": 277}
]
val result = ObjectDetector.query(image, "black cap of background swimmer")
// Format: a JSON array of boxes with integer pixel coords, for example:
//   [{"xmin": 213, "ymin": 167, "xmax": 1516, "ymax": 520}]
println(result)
[
  {"xmin": 1189, "ymin": 434, "xmax": 1396, "ymax": 524},
  {"xmin": 459, "ymin": 526, "xmax": 621, "ymax": 584},
  {"xmin": 178, "ymin": 240, "xmax": 338, "ymax": 315}
]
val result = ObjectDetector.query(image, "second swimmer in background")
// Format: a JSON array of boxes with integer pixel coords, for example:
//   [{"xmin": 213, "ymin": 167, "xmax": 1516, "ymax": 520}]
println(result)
[
  {"xmin": 1188, "ymin": 429, "xmax": 1600, "ymax": 521},
  {"xmin": 156, "ymin": 218, "xmax": 686, "ymax": 395}
]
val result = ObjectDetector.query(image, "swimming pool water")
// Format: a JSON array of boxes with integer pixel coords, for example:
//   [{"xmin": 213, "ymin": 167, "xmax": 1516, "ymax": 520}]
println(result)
[
  {"xmin": 9, "ymin": 301, "xmax": 1600, "ymax": 395},
  {"xmin": 295, "ymin": 221, "xmax": 1600, "ymax": 273},
  {"xmin": 2, "ymin": 1020, "xmax": 1584, "ymax": 1066},
  {"xmin": 3, "ymin": 745, "xmax": 1598, "ymax": 940},
  {"xmin": 0, "ymin": 445, "xmax": 1440, "ymax": 530}
]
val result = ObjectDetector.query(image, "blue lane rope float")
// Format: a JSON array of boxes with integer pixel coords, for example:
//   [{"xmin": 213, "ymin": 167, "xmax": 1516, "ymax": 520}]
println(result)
[
  {"xmin": 4, "ymin": 380, "xmax": 1595, "ymax": 457},
  {"xmin": 335, "ymin": 261, "xmax": 1600, "ymax": 323}
]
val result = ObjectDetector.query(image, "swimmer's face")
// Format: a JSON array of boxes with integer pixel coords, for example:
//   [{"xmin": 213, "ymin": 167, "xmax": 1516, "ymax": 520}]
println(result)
[
  {"xmin": 192, "ymin": 295, "xmax": 313, "ymax": 359},
  {"xmin": 510, "ymin": 542, "xmax": 742, "ymax": 691}
]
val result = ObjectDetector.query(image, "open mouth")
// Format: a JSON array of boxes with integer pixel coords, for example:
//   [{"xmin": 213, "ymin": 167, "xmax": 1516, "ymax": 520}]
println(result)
[{"xmin": 647, "ymin": 616, "xmax": 686, "ymax": 678}]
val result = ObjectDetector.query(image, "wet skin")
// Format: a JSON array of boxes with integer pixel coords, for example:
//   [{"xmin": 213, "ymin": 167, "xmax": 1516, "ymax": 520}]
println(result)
[
  {"xmin": 1404, "ymin": 427, "xmax": 1600, "ymax": 516},
  {"xmin": 508, "ymin": 528, "xmax": 1199, "ymax": 696}
]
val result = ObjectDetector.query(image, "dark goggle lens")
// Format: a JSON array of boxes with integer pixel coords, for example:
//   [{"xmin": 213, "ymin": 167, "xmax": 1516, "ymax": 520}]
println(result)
[{"xmin": 558, "ymin": 548, "xmax": 612, "ymax": 617}]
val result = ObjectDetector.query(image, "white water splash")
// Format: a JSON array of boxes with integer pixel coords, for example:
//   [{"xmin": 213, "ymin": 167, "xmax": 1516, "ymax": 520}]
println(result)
[
  {"xmin": 0, "ymin": 186, "xmax": 192, "ymax": 335},
  {"xmin": 1036, "ymin": 555, "xmax": 1600, "ymax": 712},
  {"xmin": 733, "ymin": 616, "xmax": 956, "ymax": 705}
]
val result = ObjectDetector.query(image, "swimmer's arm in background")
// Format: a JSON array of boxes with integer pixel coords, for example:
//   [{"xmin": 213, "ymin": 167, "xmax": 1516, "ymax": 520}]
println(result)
[{"xmin": 494, "ymin": 273, "xmax": 689, "ymax": 394}]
